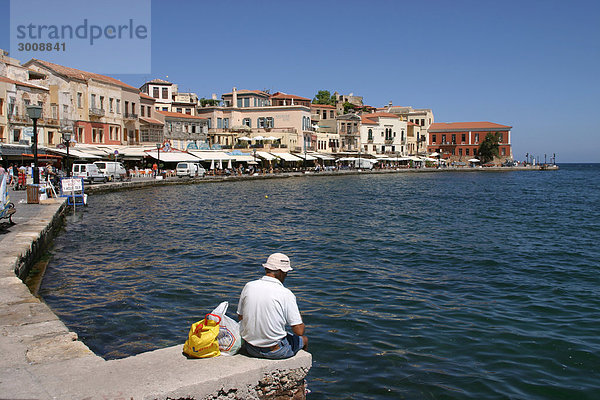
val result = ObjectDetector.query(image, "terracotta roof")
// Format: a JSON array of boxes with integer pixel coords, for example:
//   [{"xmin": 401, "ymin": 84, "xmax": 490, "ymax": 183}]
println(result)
[
  {"xmin": 156, "ymin": 110, "xmax": 206, "ymax": 120},
  {"xmin": 139, "ymin": 116, "xmax": 164, "ymax": 125},
  {"xmin": 145, "ymin": 78, "xmax": 172, "ymax": 85},
  {"xmin": 311, "ymin": 103, "xmax": 336, "ymax": 109},
  {"xmin": 0, "ymin": 75, "xmax": 49, "ymax": 90},
  {"xmin": 222, "ymin": 89, "xmax": 269, "ymax": 97},
  {"xmin": 429, "ymin": 122, "xmax": 512, "ymax": 131},
  {"xmin": 270, "ymin": 92, "xmax": 311, "ymax": 101},
  {"xmin": 361, "ymin": 116, "xmax": 377, "ymax": 125},
  {"xmin": 139, "ymin": 93, "xmax": 155, "ymax": 100},
  {"xmin": 25, "ymin": 59, "xmax": 138, "ymax": 91},
  {"xmin": 364, "ymin": 112, "xmax": 399, "ymax": 119}
]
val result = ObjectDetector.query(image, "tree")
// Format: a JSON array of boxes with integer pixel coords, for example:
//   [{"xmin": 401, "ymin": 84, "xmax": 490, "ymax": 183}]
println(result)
[
  {"xmin": 313, "ymin": 90, "xmax": 336, "ymax": 106},
  {"xmin": 342, "ymin": 102, "xmax": 357, "ymax": 114},
  {"xmin": 478, "ymin": 132, "xmax": 501, "ymax": 163}
]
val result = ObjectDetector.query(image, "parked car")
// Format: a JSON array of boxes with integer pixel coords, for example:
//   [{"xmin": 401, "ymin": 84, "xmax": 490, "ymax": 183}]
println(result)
[
  {"xmin": 72, "ymin": 163, "xmax": 107, "ymax": 183},
  {"xmin": 94, "ymin": 161, "xmax": 127, "ymax": 181},
  {"xmin": 176, "ymin": 162, "xmax": 205, "ymax": 178}
]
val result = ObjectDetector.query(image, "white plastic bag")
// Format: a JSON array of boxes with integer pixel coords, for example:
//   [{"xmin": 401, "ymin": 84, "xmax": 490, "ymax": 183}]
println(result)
[{"xmin": 211, "ymin": 301, "xmax": 242, "ymax": 355}]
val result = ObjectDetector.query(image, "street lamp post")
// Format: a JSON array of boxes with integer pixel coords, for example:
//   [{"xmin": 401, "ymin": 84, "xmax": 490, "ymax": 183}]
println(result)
[
  {"xmin": 26, "ymin": 105, "xmax": 43, "ymax": 184},
  {"xmin": 62, "ymin": 131, "xmax": 71, "ymax": 177},
  {"xmin": 156, "ymin": 143, "xmax": 161, "ymax": 177}
]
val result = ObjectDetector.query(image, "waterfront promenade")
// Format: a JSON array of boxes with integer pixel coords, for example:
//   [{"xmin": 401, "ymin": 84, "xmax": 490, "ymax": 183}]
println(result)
[{"xmin": 0, "ymin": 189, "xmax": 310, "ymax": 399}]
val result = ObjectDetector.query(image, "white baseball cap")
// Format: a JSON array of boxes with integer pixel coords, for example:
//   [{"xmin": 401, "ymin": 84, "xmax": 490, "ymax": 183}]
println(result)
[{"xmin": 263, "ymin": 253, "xmax": 293, "ymax": 272}]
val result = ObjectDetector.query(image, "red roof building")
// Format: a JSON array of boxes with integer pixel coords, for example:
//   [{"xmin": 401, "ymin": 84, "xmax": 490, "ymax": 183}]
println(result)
[{"xmin": 427, "ymin": 121, "xmax": 513, "ymax": 161}]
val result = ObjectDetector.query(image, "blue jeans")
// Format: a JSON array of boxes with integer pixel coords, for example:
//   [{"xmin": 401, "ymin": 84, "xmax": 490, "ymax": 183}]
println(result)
[{"xmin": 244, "ymin": 333, "xmax": 303, "ymax": 359}]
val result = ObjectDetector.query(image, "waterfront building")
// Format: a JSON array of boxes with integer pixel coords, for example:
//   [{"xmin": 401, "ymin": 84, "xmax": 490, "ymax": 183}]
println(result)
[
  {"xmin": 311, "ymin": 103, "xmax": 340, "ymax": 153},
  {"xmin": 1, "ymin": 51, "xmax": 59, "ymax": 148},
  {"xmin": 196, "ymin": 87, "xmax": 314, "ymax": 153},
  {"xmin": 172, "ymin": 91, "xmax": 198, "ymax": 116},
  {"xmin": 156, "ymin": 110, "xmax": 208, "ymax": 151},
  {"xmin": 359, "ymin": 112, "xmax": 408, "ymax": 156},
  {"xmin": 427, "ymin": 121, "xmax": 513, "ymax": 161},
  {"xmin": 380, "ymin": 104, "xmax": 434, "ymax": 150},
  {"xmin": 270, "ymin": 92, "xmax": 311, "ymax": 107},
  {"xmin": 23, "ymin": 59, "xmax": 143, "ymax": 147},
  {"xmin": 139, "ymin": 93, "xmax": 165, "ymax": 144},
  {"xmin": 140, "ymin": 79, "xmax": 174, "ymax": 112},
  {"xmin": 336, "ymin": 113, "xmax": 361, "ymax": 152}
]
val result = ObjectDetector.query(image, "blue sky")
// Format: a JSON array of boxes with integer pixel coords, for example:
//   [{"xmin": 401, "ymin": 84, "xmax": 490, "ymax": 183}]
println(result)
[{"xmin": 1, "ymin": 0, "xmax": 598, "ymax": 162}]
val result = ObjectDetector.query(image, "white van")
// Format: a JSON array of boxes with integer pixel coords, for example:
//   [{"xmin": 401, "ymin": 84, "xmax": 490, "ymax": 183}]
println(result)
[
  {"xmin": 94, "ymin": 161, "xmax": 127, "ymax": 181},
  {"xmin": 176, "ymin": 162, "xmax": 205, "ymax": 178},
  {"xmin": 72, "ymin": 163, "xmax": 107, "ymax": 183}
]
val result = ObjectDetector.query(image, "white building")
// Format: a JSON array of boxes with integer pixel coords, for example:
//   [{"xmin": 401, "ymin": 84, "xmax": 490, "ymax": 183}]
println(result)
[{"xmin": 360, "ymin": 112, "xmax": 408, "ymax": 156}]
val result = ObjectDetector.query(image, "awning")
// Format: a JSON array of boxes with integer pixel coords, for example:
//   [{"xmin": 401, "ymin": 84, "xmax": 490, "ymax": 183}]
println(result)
[
  {"xmin": 294, "ymin": 153, "xmax": 317, "ymax": 161},
  {"xmin": 47, "ymin": 147, "xmax": 102, "ymax": 159},
  {"xmin": 255, "ymin": 151, "xmax": 277, "ymax": 161},
  {"xmin": 311, "ymin": 153, "xmax": 336, "ymax": 160},
  {"xmin": 468, "ymin": 158, "xmax": 480, "ymax": 162},
  {"xmin": 230, "ymin": 154, "xmax": 257, "ymax": 162},
  {"xmin": 188, "ymin": 150, "xmax": 233, "ymax": 161},
  {"xmin": 145, "ymin": 151, "xmax": 200, "ymax": 162},
  {"xmin": 272, "ymin": 152, "xmax": 303, "ymax": 162}
]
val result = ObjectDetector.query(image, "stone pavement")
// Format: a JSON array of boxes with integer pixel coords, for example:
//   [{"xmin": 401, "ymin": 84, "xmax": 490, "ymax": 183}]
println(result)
[{"xmin": 0, "ymin": 186, "xmax": 311, "ymax": 399}]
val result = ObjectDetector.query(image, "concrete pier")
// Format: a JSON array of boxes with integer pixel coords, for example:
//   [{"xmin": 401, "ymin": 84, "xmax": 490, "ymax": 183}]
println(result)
[{"xmin": 0, "ymin": 190, "xmax": 311, "ymax": 399}]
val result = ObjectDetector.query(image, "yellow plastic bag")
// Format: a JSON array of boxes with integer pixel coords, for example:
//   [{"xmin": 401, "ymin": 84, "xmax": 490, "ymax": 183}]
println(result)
[{"xmin": 183, "ymin": 313, "xmax": 221, "ymax": 358}]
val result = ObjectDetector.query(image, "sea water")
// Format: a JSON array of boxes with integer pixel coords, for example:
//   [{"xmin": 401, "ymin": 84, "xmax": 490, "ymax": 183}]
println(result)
[{"xmin": 40, "ymin": 164, "xmax": 600, "ymax": 399}]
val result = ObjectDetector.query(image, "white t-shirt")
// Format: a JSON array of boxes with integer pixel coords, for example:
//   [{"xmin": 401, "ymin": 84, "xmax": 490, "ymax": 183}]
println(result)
[{"xmin": 237, "ymin": 276, "xmax": 303, "ymax": 347}]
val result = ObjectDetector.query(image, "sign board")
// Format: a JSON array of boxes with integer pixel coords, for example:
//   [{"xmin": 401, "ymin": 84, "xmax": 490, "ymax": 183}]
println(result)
[
  {"xmin": 23, "ymin": 127, "xmax": 45, "ymax": 138},
  {"xmin": 60, "ymin": 178, "xmax": 84, "ymax": 194}
]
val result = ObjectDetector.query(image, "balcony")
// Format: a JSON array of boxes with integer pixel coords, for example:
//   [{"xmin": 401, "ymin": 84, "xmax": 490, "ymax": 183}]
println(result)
[
  {"xmin": 311, "ymin": 114, "xmax": 321, "ymax": 122},
  {"xmin": 8, "ymin": 114, "xmax": 28, "ymax": 123},
  {"xmin": 89, "ymin": 107, "xmax": 105, "ymax": 117},
  {"xmin": 124, "ymin": 113, "xmax": 138, "ymax": 120}
]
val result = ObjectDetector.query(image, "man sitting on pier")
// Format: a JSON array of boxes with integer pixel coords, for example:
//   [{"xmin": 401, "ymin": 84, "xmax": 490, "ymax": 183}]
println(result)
[{"xmin": 237, "ymin": 253, "xmax": 308, "ymax": 359}]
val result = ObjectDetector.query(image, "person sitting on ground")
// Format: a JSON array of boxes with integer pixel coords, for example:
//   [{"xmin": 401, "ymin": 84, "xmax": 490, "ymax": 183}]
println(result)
[{"xmin": 237, "ymin": 253, "xmax": 308, "ymax": 359}]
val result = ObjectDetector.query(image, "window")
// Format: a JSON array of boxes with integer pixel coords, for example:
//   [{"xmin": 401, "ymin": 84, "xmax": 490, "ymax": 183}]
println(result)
[
  {"xmin": 140, "ymin": 106, "xmax": 145, "ymax": 117},
  {"xmin": 257, "ymin": 117, "xmax": 265, "ymax": 128},
  {"xmin": 13, "ymin": 128, "xmax": 21, "ymax": 142},
  {"xmin": 132, "ymin": 103, "xmax": 136, "ymax": 115},
  {"xmin": 116, "ymin": 99, "xmax": 121, "ymax": 113},
  {"xmin": 162, "ymin": 87, "xmax": 168, "ymax": 99},
  {"xmin": 266, "ymin": 117, "xmax": 273, "ymax": 128},
  {"xmin": 186, "ymin": 108, "xmax": 191, "ymax": 115},
  {"xmin": 451, "ymin": 134, "xmax": 456, "ymax": 143},
  {"xmin": 77, "ymin": 92, "xmax": 82, "ymax": 108},
  {"xmin": 237, "ymin": 99, "xmax": 242, "ymax": 108},
  {"xmin": 124, "ymin": 101, "xmax": 129, "ymax": 115},
  {"xmin": 77, "ymin": 127, "xmax": 84, "ymax": 142},
  {"xmin": 153, "ymin": 87, "xmax": 159, "ymax": 98},
  {"xmin": 474, "ymin": 149, "xmax": 478, "ymax": 156},
  {"xmin": 177, "ymin": 108, "xmax": 182, "ymax": 113},
  {"xmin": 466, "ymin": 148, "xmax": 470, "ymax": 156},
  {"xmin": 90, "ymin": 94, "xmax": 96, "ymax": 108},
  {"xmin": 368, "ymin": 129, "xmax": 373, "ymax": 141},
  {"xmin": 421, "ymin": 119, "xmax": 425, "ymax": 126},
  {"xmin": 92, "ymin": 128, "xmax": 97, "ymax": 142},
  {"xmin": 501, "ymin": 148, "xmax": 506, "ymax": 156},
  {"xmin": 432, "ymin": 134, "xmax": 437, "ymax": 144},
  {"xmin": 100, "ymin": 96, "xmax": 104, "ymax": 110},
  {"xmin": 162, "ymin": 107, "xmax": 168, "ymax": 111},
  {"xmin": 51, "ymin": 104, "xmax": 58, "ymax": 119},
  {"xmin": 63, "ymin": 104, "xmax": 68, "ymax": 116},
  {"xmin": 217, "ymin": 118, "xmax": 223, "ymax": 129},
  {"xmin": 224, "ymin": 118, "xmax": 230, "ymax": 128},
  {"xmin": 330, "ymin": 110, "xmax": 334, "ymax": 118},
  {"xmin": 323, "ymin": 110, "xmax": 327, "ymax": 119},
  {"xmin": 242, "ymin": 118, "xmax": 251, "ymax": 127},
  {"xmin": 243, "ymin": 98, "xmax": 250, "ymax": 107},
  {"xmin": 147, "ymin": 106, "xmax": 151, "ymax": 116},
  {"xmin": 109, "ymin": 98, "xmax": 114, "ymax": 112},
  {"xmin": 441, "ymin": 134, "xmax": 446, "ymax": 144},
  {"xmin": 0, "ymin": 98, "xmax": 3, "ymax": 116},
  {"xmin": 474, "ymin": 133, "xmax": 479, "ymax": 143},
  {"xmin": 461, "ymin": 133, "xmax": 466, "ymax": 143},
  {"xmin": 459, "ymin": 148, "xmax": 463, "ymax": 156},
  {"xmin": 109, "ymin": 126, "xmax": 113, "ymax": 140}
]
